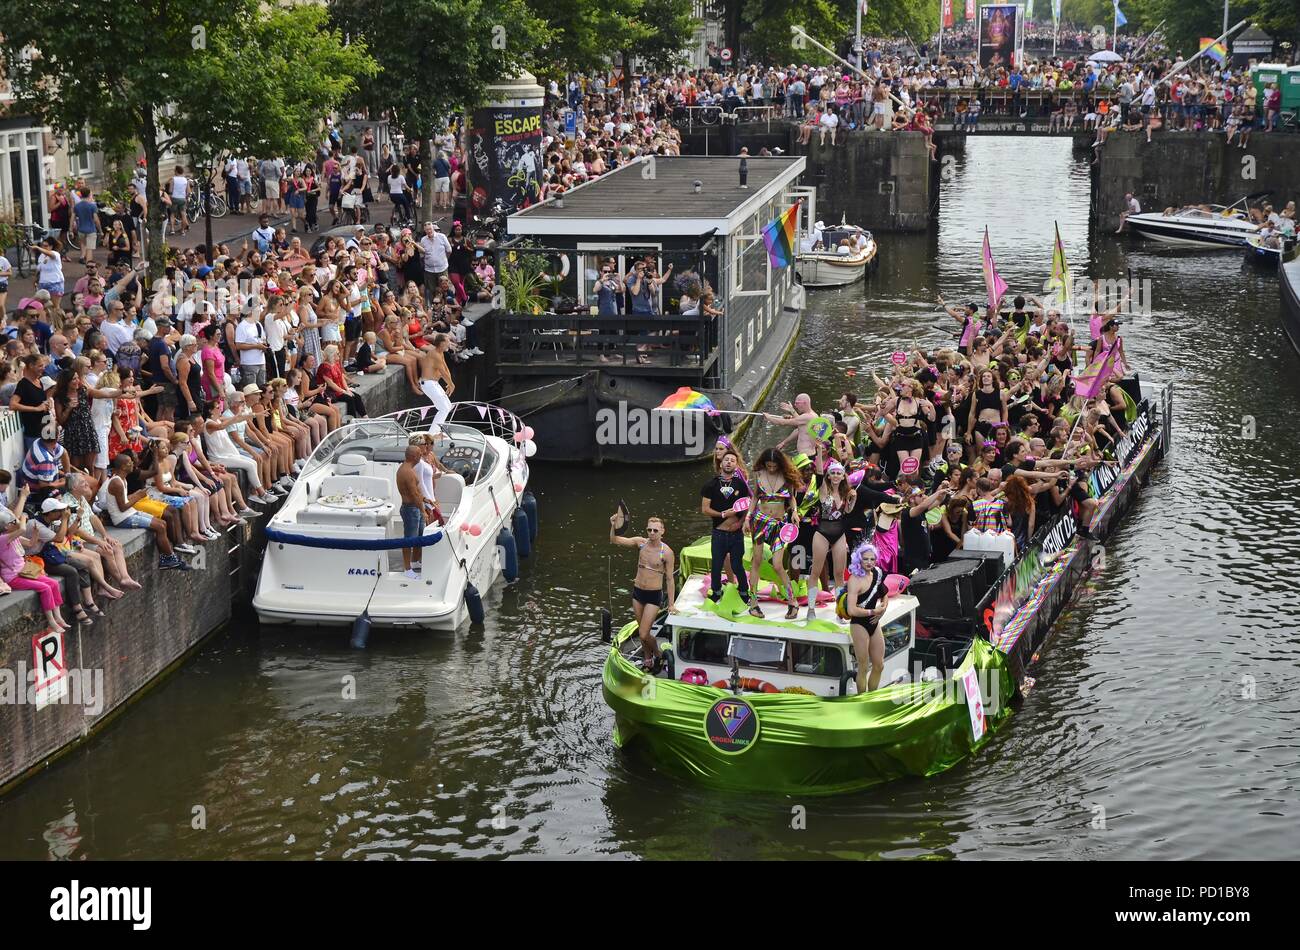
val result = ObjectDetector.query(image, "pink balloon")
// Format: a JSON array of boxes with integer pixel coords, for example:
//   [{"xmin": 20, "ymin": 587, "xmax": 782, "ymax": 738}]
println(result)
[
  {"xmin": 513, "ymin": 430, "xmax": 526, "ymax": 442},
  {"xmin": 458, "ymin": 523, "xmax": 469, "ymax": 533},
  {"xmin": 513, "ymin": 482, "xmax": 524, "ymax": 493},
  {"xmin": 731, "ymin": 496, "xmax": 751, "ymax": 512},
  {"xmin": 778, "ymin": 522, "xmax": 798, "ymax": 544},
  {"xmin": 848, "ymin": 469, "xmax": 866, "ymax": 487},
  {"xmin": 468, "ymin": 524, "xmax": 483, "ymax": 537},
  {"xmin": 522, "ymin": 426, "xmax": 535, "ymax": 440},
  {"xmin": 885, "ymin": 573, "xmax": 910, "ymax": 596}
]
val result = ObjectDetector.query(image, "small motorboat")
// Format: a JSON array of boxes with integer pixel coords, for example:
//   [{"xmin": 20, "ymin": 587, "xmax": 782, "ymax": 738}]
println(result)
[
  {"xmin": 1244, "ymin": 233, "xmax": 1297, "ymax": 267},
  {"xmin": 253, "ymin": 403, "xmax": 537, "ymax": 631},
  {"xmin": 1126, "ymin": 197, "xmax": 1263, "ymax": 249},
  {"xmin": 796, "ymin": 217, "xmax": 878, "ymax": 287}
]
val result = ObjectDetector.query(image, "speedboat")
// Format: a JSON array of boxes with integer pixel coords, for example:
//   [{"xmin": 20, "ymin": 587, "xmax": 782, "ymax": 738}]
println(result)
[
  {"xmin": 796, "ymin": 217, "xmax": 878, "ymax": 287},
  {"xmin": 1126, "ymin": 197, "xmax": 1262, "ymax": 248},
  {"xmin": 253, "ymin": 403, "xmax": 537, "ymax": 631}
]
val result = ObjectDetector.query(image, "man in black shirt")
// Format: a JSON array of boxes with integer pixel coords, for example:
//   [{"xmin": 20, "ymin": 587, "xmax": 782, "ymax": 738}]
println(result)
[
  {"xmin": 9, "ymin": 353, "xmax": 52, "ymax": 454},
  {"xmin": 699, "ymin": 448, "xmax": 758, "ymax": 615},
  {"xmin": 897, "ymin": 479, "xmax": 951, "ymax": 575}
]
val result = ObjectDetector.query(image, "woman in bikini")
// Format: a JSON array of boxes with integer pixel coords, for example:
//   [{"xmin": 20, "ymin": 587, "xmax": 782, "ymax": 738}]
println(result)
[
  {"xmin": 885, "ymin": 378, "xmax": 934, "ymax": 473},
  {"xmin": 806, "ymin": 459, "xmax": 855, "ymax": 620},
  {"xmin": 747, "ymin": 447, "xmax": 802, "ymax": 620}
]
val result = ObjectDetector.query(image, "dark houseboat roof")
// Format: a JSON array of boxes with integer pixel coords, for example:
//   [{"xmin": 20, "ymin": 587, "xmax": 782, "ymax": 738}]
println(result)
[{"xmin": 508, "ymin": 155, "xmax": 806, "ymax": 237}]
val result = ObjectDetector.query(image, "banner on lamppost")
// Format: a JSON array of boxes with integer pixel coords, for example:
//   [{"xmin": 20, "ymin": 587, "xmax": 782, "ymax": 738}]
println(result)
[
  {"xmin": 966, "ymin": 0, "xmax": 976, "ymax": 21},
  {"xmin": 979, "ymin": 4, "xmax": 1020, "ymax": 69},
  {"xmin": 942, "ymin": 0, "xmax": 954, "ymax": 29}
]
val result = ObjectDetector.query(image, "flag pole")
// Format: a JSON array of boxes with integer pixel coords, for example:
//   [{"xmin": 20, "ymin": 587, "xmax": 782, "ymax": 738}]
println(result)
[{"xmin": 939, "ymin": 0, "xmax": 944, "ymax": 58}]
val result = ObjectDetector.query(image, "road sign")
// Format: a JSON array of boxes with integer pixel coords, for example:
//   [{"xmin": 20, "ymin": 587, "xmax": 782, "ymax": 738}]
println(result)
[
  {"xmin": 564, "ymin": 110, "xmax": 576, "ymax": 145},
  {"xmin": 720, "ymin": 47, "xmax": 733, "ymax": 63}
]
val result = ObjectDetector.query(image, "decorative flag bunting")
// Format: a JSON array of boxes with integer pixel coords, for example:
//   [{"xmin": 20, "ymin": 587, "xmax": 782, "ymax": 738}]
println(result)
[
  {"xmin": 657, "ymin": 387, "xmax": 720, "ymax": 415},
  {"xmin": 1113, "ymin": 0, "xmax": 1127, "ymax": 28},
  {"xmin": 1199, "ymin": 37, "xmax": 1227, "ymax": 64},
  {"xmin": 761, "ymin": 202, "xmax": 800, "ymax": 269},
  {"xmin": 981, "ymin": 227, "xmax": 1009, "ymax": 316}
]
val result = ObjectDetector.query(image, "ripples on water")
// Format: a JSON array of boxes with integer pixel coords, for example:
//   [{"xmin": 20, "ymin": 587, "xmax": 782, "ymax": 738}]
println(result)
[{"xmin": 2, "ymin": 139, "xmax": 1297, "ymax": 860}]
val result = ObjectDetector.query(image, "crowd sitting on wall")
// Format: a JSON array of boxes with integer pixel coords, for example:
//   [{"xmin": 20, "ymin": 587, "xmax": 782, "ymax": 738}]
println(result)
[{"xmin": 0, "ymin": 142, "xmax": 486, "ymax": 625}]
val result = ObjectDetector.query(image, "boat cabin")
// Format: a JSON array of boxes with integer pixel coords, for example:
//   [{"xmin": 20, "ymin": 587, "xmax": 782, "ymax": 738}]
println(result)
[
  {"xmin": 494, "ymin": 155, "xmax": 814, "ymax": 390},
  {"xmin": 634, "ymin": 578, "xmax": 921, "ymax": 697}
]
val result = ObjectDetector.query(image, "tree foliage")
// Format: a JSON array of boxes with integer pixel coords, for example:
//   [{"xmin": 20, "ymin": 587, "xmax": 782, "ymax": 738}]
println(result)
[{"xmin": 0, "ymin": 0, "xmax": 372, "ymax": 274}]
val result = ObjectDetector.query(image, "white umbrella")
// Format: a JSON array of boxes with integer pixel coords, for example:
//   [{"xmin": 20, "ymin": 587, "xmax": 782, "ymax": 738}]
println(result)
[{"xmin": 1088, "ymin": 50, "xmax": 1123, "ymax": 63}]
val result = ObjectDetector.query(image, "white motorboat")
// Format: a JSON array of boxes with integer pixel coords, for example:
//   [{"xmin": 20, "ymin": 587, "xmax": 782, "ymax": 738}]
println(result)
[
  {"xmin": 796, "ymin": 218, "xmax": 878, "ymax": 287},
  {"xmin": 253, "ymin": 403, "xmax": 536, "ymax": 631},
  {"xmin": 1126, "ymin": 198, "xmax": 1263, "ymax": 249}
]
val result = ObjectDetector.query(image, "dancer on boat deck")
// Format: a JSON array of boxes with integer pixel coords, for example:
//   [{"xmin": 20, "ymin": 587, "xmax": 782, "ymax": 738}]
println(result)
[
  {"xmin": 806, "ymin": 455, "xmax": 855, "ymax": 620},
  {"xmin": 844, "ymin": 541, "xmax": 895, "ymax": 693},
  {"xmin": 747, "ymin": 447, "xmax": 802, "ymax": 620},
  {"xmin": 700, "ymin": 447, "xmax": 755, "ymax": 611},
  {"xmin": 609, "ymin": 513, "xmax": 676, "ymax": 670}
]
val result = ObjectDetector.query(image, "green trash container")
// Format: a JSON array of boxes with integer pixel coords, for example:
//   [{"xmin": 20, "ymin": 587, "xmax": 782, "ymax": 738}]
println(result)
[{"xmin": 1251, "ymin": 63, "xmax": 1286, "ymax": 119}]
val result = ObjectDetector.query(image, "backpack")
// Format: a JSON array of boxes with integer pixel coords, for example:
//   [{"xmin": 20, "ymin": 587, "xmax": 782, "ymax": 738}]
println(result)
[{"xmin": 114, "ymin": 340, "xmax": 143, "ymax": 375}]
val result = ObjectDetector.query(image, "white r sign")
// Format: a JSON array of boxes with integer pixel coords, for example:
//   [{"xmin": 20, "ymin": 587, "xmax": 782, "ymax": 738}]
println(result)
[{"xmin": 32, "ymin": 629, "xmax": 68, "ymax": 708}]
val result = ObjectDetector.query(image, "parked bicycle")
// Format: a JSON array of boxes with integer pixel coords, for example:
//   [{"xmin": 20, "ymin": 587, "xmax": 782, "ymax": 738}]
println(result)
[{"xmin": 185, "ymin": 180, "xmax": 229, "ymax": 219}]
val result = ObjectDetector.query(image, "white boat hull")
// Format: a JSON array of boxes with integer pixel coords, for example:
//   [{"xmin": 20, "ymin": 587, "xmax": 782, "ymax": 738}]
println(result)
[
  {"xmin": 1127, "ymin": 212, "xmax": 1258, "ymax": 249},
  {"xmin": 797, "ymin": 240, "xmax": 877, "ymax": 287},
  {"xmin": 253, "ymin": 413, "xmax": 531, "ymax": 631}
]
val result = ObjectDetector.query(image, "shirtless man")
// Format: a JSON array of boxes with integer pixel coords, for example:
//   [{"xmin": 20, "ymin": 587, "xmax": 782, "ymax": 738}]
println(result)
[
  {"xmin": 395, "ymin": 445, "xmax": 429, "ymax": 578},
  {"xmin": 417, "ymin": 332, "xmax": 455, "ymax": 424},
  {"xmin": 609, "ymin": 513, "xmax": 676, "ymax": 670},
  {"xmin": 764, "ymin": 392, "xmax": 818, "ymax": 459}
]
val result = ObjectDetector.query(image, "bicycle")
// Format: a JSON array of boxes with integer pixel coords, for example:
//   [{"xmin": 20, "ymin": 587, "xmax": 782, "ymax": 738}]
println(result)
[
  {"xmin": 186, "ymin": 182, "xmax": 229, "ymax": 220},
  {"xmin": 13, "ymin": 224, "xmax": 51, "ymax": 278}
]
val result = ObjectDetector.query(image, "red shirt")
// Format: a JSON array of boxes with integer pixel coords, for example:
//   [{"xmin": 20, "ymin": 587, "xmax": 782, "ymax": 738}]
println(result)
[{"xmin": 317, "ymin": 360, "xmax": 346, "ymax": 393}]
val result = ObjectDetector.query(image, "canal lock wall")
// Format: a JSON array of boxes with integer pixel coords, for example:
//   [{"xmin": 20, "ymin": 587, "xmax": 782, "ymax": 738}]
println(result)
[{"xmin": 682, "ymin": 119, "xmax": 1300, "ymax": 235}]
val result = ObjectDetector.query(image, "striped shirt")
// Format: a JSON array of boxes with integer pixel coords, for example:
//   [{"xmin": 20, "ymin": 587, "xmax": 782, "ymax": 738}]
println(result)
[{"xmin": 20, "ymin": 439, "xmax": 65, "ymax": 485}]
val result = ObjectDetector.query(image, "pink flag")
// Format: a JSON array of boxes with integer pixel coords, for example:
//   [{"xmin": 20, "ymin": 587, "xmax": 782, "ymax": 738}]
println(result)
[
  {"xmin": 982, "ymin": 227, "xmax": 1009, "ymax": 316},
  {"xmin": 1074, "ymin": 336, "xmax": 1123, "ymax": 400}
]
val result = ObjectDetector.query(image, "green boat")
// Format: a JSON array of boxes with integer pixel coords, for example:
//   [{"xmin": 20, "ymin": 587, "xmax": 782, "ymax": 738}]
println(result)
[
  {"xmin": 602, "ymin": 573, "xmax": 1015, "ymax": 797},
  {"xmin": 603, "ymin": 380, "xmax": 1172, "ymax": 795}
]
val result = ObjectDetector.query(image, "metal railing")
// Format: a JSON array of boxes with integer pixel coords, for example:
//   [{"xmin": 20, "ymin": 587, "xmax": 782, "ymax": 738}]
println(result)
[
  {"xmin": 672, "ymin": 103, "xmax": 781, "ymax": 131},
  {"xmin": 494, "ymin": 312, "xmax": 721, "ymax": 375}
]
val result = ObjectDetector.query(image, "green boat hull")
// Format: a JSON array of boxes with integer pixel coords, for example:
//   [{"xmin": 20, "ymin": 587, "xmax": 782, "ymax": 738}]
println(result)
[{"xmin": 603, "ymin": 626, "xmax": 1015, "ymax": 796}]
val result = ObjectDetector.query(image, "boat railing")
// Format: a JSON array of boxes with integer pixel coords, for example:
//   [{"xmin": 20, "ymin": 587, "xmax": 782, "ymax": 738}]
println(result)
[
  {"xmin": 492, "ymin": 311, "xmax": 721, "ymax": 376},
  {"xmin": 380, "ymin": 401, "xmax": 526, "ymax": 443}
]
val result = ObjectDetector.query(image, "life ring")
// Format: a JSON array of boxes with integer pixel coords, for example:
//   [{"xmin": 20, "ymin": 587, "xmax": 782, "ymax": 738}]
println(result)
[{"xmin": 712, "ymin": 677, "xmax": 780, "ymax": 693}]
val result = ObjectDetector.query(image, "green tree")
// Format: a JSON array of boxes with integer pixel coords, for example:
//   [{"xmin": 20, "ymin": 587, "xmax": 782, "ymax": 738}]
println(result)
[
  {"xmin": 330, "ymin": 0, "xmax": 549, "ymax": 225},
  {"xmin": 617, "ymin": 0, "xmax": 697, "ymax": 92},
  {"xmin": 0, "ymin": 0, "xmax": 372, "ymax": 276}
]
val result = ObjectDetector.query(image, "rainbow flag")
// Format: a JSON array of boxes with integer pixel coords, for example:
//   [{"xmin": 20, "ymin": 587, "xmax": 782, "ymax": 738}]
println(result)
[
  {"xmin": 982, "ymin": 227, "xmax": 1009, "ymax": 316},
  {"xmin": 656, "ymin": 387, "xmax": 720, "ymax": 415},
  {"xmin": 1199, "ymin": 37, "xmax": 1227, "ymax": 65},
  {"xmin": 762, "ymin": 202, "xmax": 799, "ymax": 269}
]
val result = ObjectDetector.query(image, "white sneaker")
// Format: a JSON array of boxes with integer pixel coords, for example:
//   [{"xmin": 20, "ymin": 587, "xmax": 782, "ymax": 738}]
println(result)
[
  {"xmin": 175, "ymin": 543, "xmax": 198, "ymax": 555},
  {"xmin": 404, "ymin": 569, "xmax": 420, "ymax": 580},
  {"xmin": 202, "ymin": 529, "xmax": 222, "ymax": 541},
  {"xmin": 277, "ymin": 476, "xmax": 295, "ymax": 489},
  {"xmin": 292, "ymin": 461, "xmax": 305, "ymax": 473},
  {"xmin": 239, "ymin": 509, "xmax": 262, "ymax": 520},
  {"xmin": 249, "ymin": 494, "xmax": 271, "ymax": 506}
]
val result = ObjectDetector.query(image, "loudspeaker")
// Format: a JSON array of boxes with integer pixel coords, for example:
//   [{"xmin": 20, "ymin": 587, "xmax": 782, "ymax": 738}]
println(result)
[
  {"xmin": 909, "ymin": 558, "xmax": 983, "ymax": 623},
  {"xmin": 947, "ymin": 549, "xmax": 1004, "ymax": 596}
]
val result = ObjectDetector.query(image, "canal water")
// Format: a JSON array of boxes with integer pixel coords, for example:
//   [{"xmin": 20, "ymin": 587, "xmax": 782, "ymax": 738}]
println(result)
[{"xmin": 4, "ymin": 138, "xmax": 1298, "ymax": 860}]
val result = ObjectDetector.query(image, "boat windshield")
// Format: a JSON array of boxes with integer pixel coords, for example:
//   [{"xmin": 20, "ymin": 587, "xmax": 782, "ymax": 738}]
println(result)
[{"xmin": 301, "ymin": 419, "xmax": 495, "ymax": 484}]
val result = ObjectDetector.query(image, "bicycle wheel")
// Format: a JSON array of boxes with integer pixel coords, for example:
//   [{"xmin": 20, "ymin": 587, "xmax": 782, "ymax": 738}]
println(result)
[
  {"xmin": 66, "ymin": 230, "xmax": 80, "ymax": 251},
  {"xmin": 12, "ymin": 239, "xmax": 27, "ymax": 278},
  {"xmin": 210, "ymin": 193, "xmax": 229, "ymax": 218}
]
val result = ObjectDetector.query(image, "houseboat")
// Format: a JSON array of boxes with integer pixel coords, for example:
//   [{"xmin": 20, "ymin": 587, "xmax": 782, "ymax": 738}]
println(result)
[{"xmin": 477, "ymin": 155, "xmax": 814, "ymax": 464}]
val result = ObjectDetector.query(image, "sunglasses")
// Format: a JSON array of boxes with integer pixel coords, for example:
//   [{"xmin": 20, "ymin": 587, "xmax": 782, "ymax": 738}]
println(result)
[{"xmin": 645, "ymin": 526, "xmax": 661, "ymax": 532}]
